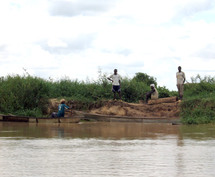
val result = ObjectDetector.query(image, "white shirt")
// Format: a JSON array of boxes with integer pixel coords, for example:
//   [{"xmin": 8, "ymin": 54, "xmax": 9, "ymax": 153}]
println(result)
[
  {"xmin": 176, "ymin": 71, "xmax": 185, "ymax": 85},
  {"xmin": 151, "ymin": 88, "xmax": 159, "ymax": 99},
  {"xmin": 109, "ymin": 74, "xmax": 121, "ymax": 85}
]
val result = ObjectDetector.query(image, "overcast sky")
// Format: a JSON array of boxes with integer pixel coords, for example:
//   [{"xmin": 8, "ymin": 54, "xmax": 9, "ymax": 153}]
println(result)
[{"xmin": 0, "ymin": 0, "xmax": 215, "ymax": 90}]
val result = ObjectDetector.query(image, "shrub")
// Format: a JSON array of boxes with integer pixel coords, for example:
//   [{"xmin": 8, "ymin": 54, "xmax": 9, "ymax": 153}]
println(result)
[
  {"xmin": 181, "ymin": 75, "xmax": 215, "ymax": 124},
  {"xmin": 0, "ymin": 75, "xmax": 49, "ymax": 116}
]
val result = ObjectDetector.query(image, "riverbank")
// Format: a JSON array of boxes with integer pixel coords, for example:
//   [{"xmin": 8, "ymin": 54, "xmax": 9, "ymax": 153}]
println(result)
[
  {"xmin": 0, "ymin": 97, "xmax": 180, "ymax": 124},
  {"xmin": 0, "ymin": 73, "xmax": 177, "ymax": 118},
  {"xmin": 47, "ymin": 97, "xmax": 181, "ymax": 124},
  {"xmin": 88, "ymin": 98, "xmax": 179, "ymax": 118},
  {"xmin": 1, "ymin": 74, "xmax": 215, "ymax": 124}
]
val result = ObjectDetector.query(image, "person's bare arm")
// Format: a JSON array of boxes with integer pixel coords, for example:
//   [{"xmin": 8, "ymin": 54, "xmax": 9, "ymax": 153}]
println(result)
[{"xmin": 107, "ymin": 77, "xmax": 113, "ymax": 82}]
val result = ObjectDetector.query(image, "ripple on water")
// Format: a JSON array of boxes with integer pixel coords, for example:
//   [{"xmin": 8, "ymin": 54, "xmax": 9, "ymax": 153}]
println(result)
[{"xmin": 0, "ymin": 138, "xmax": 215, "ymax": 177}]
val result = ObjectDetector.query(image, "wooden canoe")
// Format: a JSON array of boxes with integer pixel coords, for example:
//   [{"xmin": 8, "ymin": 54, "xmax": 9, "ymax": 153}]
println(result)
[
  {"xmin": 1, "ymin": 115, "xmax": 80, "ymax": 123},
  {"xmin": 83, "ymin": 113, "xmax": 181, "ymax": 124}
]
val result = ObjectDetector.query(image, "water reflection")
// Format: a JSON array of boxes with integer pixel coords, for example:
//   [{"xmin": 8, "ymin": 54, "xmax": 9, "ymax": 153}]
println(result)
[
  {"xmin": 1, "ymin": 122, "xmax": 215, "ymax": 140},
  {"xmin": 180, "ymin": 124, "xmax": 215, "ymax": 140},
  {"xmin": 0, "ymin": 122, "xmax": 182, "ymax": 139}
]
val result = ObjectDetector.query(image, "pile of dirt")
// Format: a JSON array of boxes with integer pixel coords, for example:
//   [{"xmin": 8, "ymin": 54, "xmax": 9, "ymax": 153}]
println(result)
[
  {"xmin": 47, "ymin": 99, "xmax": 59, "ymax": 114},
  {"xmin": 48, "ymin": 97, "xmax": 180, "ymax": 118},
  {"xmin": 88, "ymin": 97, "xmax": 180, "ymax": 118}
]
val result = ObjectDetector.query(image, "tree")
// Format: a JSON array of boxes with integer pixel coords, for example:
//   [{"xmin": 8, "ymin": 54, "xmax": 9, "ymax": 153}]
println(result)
[{"xmin": 132, "ymin": 72, "xmax": 157, "ymax": 86}]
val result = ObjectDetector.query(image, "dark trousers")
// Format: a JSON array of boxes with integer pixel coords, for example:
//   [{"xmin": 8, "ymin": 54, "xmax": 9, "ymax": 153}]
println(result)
[{"xmin": 145, "ymin": 90, "xmax": 154, "ymax": 103}]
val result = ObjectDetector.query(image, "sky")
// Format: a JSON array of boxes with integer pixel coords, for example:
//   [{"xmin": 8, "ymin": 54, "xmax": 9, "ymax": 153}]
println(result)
[{"xmin": 1, "ymin": 0, "xmax": 215, "ymax": 90}]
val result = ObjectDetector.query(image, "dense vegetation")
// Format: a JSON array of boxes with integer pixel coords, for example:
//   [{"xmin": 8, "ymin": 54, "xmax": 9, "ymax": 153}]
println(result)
[
  {"xmin": 180, "ymin": 75, "xmax": 215, "ymax": 124},
  {"xmin": 0, "ymin": 72, "xmax": 177, "ymax": 117},
  {"xmin": 1, "ymin": 72, "xmax": 215, "ymax": 124}
]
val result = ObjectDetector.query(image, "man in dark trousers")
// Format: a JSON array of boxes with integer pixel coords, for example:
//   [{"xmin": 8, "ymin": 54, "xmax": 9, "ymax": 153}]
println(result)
[{"xmin": 107, "ymin": 69, "xmax": 122, "ymax": 100}]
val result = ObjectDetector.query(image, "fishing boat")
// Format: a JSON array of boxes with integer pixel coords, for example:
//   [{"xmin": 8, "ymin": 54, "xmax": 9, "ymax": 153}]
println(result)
[
  {"xmin": 1, "ymin": 115, "xmax": 80, "ymax": 123},
  {"xmin": 83, "ymin": 113, "xmax": 181, "ymax": 124}
]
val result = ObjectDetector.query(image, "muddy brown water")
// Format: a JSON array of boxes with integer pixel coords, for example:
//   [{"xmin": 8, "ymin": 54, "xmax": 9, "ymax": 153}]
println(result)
[{"xmin": 0, "ymin": 122, "xmax": 215, "ymax": 177}]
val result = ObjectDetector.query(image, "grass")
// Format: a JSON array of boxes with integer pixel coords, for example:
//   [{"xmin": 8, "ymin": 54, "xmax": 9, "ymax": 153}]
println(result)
[{"xmin": 180, "ymin": 75, "xmax": 215, "ymax": 124}]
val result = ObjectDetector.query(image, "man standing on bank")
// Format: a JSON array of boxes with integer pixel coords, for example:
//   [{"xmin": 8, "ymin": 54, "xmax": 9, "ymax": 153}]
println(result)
[
  {"xmin": 176, "ymin": 66, "xmax": 186, "ymax": 100},
  {"xmin": 108, "ymin": 69, "xmax": 122, "ymax": 100}
]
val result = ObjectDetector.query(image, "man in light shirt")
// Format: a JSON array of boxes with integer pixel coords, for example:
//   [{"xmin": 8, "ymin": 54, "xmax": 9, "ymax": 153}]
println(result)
[
  {"xmin": 176, "ymin": 66, "xmax": 186, "ymax": 100},
  {"xmin": 107, "ymin": 69, "xmax": 122, "ymax": 100}
]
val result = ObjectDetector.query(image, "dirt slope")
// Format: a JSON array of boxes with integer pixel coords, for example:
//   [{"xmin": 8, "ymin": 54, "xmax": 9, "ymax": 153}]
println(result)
[
  {"xmin": 48, "ymin": 97, "xmax": 180, "ymax": 118},
  {"xmin": 89, "ymin": 97, "xmax": 180, "ymax": 118}
]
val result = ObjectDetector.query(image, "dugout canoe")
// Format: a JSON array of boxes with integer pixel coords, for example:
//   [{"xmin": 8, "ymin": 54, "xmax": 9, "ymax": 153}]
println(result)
[
  {"xmin": 83, "ymin": 113, "xmax": 181, "ymax": 124},
  {"xmin": 1, "ymin": 115, "xmax": 80, "ymax": 123}
]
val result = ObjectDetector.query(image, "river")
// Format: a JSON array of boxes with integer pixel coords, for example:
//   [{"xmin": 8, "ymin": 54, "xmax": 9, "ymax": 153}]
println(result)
[{"xmin": 0, "ymin": 122, "xmax": 215, "ymax": 177}]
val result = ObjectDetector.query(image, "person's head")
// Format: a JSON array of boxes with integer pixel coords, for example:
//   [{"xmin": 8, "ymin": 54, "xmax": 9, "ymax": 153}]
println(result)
[
  {"xmin": 60, "ymin": 99, "xmax": 66, "ymax": 104},
  {"xmin": 150, "ymin": 84, "xmax": 155, "ymax": 89},
  {"xmin": 114, "ymin": 69, "xmax": 118, "ymax": 74},
  {"xmin": 178, "ymin": 66, "xmax": 182, "ymax": 72}
]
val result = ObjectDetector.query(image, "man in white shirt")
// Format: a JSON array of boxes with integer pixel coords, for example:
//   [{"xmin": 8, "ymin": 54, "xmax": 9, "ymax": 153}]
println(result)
[
  {"xmin": 107, "ymin": 69, "xmax": 122, "ymax": 100},
  {"xmin": 176, "ymin": 66, "xmax": 186, "ymax": 100}
]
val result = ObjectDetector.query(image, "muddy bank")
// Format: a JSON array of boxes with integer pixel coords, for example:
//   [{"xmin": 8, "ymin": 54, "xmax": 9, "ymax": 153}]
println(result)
[{"xmin": 48, "ymin": 97, "xmax": 180, "ymax": 119}]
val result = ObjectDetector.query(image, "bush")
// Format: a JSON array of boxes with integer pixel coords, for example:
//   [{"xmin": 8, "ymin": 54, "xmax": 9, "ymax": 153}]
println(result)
[
  {"xmin": 132, "ymin": 72, "xmax": 157, "ymax": 87},
  {"xmin": 181, "ymin": 75, "xmax": 215, "ymax": 124},
  {"xmin": 157, "ymin": 86, "xmax": 177, "ymax": 98},
  {"xmin": 0, "ymin": 75, "xmax": 49, "ymax": 116},
  {"xmin": 121, "ymin": 78, "xmax": 149, "ymax": 102},
  {"xmin": 180, "ymin": 98, "xmax": 215, "ymax": 124}
]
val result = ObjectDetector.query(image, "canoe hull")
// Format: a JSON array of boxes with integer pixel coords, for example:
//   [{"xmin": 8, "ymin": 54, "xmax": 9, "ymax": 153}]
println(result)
[
  {"xmin": 29, "ymin": 117, "xmax": 80, "ymax": 123},
  {"xmin": 2, "ymin": 115, "xmax": 80, "ymax": 123},
  {"xmin": 2, "ymin": 115, "xmax": 29, "ymax": 122},
  {"xmin": 83, "ymin": 113, "xmax": 181, "ymax": 124}
]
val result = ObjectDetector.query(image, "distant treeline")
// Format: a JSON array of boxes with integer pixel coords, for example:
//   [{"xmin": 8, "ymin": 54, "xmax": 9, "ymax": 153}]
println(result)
[{"xmin": 0, "ymin": 72, "xmax": 176, "ymax": 117}]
